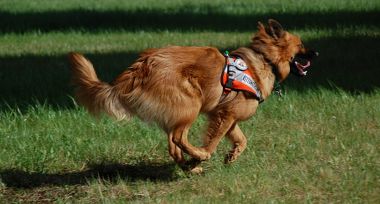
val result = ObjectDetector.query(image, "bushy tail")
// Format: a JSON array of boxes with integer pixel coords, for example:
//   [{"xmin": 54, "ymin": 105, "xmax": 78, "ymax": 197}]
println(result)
[{"xmin": 68, "ymin": 52, "xmax": 129, "ymax": 120}]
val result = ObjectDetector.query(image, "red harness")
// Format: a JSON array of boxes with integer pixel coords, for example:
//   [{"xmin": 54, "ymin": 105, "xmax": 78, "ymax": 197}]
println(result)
[{"xmin": 221, "ymin": 55, "xmax": 263, "ymax": 102}]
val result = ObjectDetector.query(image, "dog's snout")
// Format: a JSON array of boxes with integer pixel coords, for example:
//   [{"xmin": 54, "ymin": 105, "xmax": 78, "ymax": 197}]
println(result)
[{"xmin": 305, "ymin": 50, "xmax": 319, "ymax": 59}]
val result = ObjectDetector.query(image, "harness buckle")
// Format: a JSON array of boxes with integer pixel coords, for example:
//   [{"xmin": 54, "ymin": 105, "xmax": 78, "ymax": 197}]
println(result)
[{"xmin": 225, "ymin": 78, "xmax": 234, "ymax": 89}]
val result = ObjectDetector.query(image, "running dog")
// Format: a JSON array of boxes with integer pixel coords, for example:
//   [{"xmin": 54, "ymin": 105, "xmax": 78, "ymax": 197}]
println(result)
[{"xmin": 69, "ymin": 19, "xmax": 317, "ymax": 173}]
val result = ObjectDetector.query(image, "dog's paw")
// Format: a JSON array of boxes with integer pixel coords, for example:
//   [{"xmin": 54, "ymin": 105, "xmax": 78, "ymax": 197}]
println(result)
[
  {"xmin": 224, "ymin": 145, "xmax": 246, "ymax": 164},
  {"xmin": 180, "ymin": 158, "xmax": 203, "ymax": 174},
  {"xmin": 196, "ymin": 148, "xmax": 211, "ymax": 161},
  {"xmin": 189, "ymin": 166, "xmax": 203, "ymax": 174},
  {"xmin": 200, "ymin": 152, "xmax": 211, "ymax": 161},
  {"xmin": 224, "ymin": 153, "xmax": 237, "ymax": 164}
]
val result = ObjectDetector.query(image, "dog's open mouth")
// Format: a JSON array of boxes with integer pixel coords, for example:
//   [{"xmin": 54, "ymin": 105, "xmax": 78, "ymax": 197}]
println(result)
[
  {"xmin": 294, "ymin": 59, "xmax": 310, "ymax": 76},
  {"xmin": 290, "ymin": 50, "xmax": 318, "ymax": 77}
]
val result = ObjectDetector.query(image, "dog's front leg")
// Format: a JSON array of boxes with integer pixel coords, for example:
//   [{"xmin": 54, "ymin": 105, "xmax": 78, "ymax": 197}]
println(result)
[
  {"xmin": 203, "ymin": 112, "xmax": 236, "ymax": 155},
  {"xmin": 224, "ymin": 124, "xmax": 247, "ymax": 164},
  {"xmin": 177, "ymin": 114, "xmax": 236, "ymax": 174}
]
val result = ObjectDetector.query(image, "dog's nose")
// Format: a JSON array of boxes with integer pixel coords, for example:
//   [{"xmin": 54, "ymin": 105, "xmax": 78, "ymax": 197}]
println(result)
[{"xmin": 307, "ymin": 50, "xmax": 319, "ymax": 58}]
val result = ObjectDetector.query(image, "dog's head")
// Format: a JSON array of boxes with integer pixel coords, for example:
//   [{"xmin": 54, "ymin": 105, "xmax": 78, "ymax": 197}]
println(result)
[{"xmin": 251, "ymin": 19, "xmax": 318, "ymax": 81}]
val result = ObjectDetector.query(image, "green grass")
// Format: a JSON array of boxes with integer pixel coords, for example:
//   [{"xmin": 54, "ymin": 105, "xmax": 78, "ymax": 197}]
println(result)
[
  {"xmin": 0, "ymin": 27, "xmax": 379, "ymax": 57},
  {"xmin": 2, "ymin": 0, "xmax": 379, "ymax": 13},
  {"xmin": 1, "ymin": 91, "xmax": 379, "ymax": 203},
  {"xmin": 0, "ymin": 0, "xmax": 379, "ymax": 203}
]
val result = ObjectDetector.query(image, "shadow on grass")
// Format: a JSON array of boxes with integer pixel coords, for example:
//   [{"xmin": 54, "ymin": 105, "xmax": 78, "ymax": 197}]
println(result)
[
  {"xmin": 1, "ymin": 35, "xmax": 379, "ymax": 111},
  {"xmin": 0, "ymin": 52, "xmax": 139, "ymax": 110},
  {"xmin": 0, "ymin": 162, "xmax": 177, "ymax": 189},
  {"xmin": 0, "ymin": 8, "xmax": 379, "ymax": 33}
]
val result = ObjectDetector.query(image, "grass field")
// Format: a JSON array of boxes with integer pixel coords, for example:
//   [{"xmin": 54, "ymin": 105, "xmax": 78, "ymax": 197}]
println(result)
[{"xmin": 0, "ymin": 0, "xmax": 379, "ymax": 203}]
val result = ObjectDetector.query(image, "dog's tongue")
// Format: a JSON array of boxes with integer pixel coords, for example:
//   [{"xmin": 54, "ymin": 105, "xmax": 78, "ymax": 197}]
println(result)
[{"xmin": 295, "ymin": 60, "xmax": 311, "ymax": 76}]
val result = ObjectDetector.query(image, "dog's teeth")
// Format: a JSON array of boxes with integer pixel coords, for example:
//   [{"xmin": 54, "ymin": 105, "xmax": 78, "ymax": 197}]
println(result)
[{"xmin": 303, "ymin": 71, "xmax": 307, "ymax": 75}]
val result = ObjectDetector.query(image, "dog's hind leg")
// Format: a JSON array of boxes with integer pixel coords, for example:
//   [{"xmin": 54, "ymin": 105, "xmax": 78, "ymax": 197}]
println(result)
[
  {"xmin": 224, "ymin": 124, "xmax": 247, "ymax": 164},
  {"xmin": 168, "ymin": 132, "xmax": 185, "ymax": 164},
  {"xmin": 170, "ymin": 125, "xmax": 211, "ymax": 162}
]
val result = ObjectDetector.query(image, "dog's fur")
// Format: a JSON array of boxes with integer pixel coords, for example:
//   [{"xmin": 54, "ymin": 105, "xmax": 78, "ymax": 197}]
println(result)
[{"xmin": 69, "ymin": 20, "xmax": 314, "ymax": 172}]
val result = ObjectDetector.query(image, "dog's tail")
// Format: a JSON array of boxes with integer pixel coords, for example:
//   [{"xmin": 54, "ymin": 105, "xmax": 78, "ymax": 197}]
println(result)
[{"xmin": 69, "ymin": 52, "xmax": 129, "ymax": 120}]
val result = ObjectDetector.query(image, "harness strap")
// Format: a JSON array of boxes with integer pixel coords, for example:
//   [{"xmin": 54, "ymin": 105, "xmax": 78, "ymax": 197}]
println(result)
[{"xmin": 220, "ymin": 52, "xmax": 263, "ymax": 103}]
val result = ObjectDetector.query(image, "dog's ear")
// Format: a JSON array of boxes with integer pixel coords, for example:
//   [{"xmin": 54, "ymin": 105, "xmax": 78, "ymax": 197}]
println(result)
[
  {"xmin": 267, "ymin": 19, "xmax": 284, "ymax": 39},
  {"xmin": 257, "ymin": 21, "xmax": 265, "ymax": 31}
]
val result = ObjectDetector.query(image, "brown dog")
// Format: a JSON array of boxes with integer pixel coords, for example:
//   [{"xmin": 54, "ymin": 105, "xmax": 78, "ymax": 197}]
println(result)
[{"xmin": 69, "ymin": 19, "xmax": 317, "ymax": 173}]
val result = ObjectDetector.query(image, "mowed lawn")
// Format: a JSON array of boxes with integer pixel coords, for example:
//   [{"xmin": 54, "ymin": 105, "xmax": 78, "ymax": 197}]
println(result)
[{"xmin": 0, "ymin": 0, "xmax": 379, "ymax": 203}]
